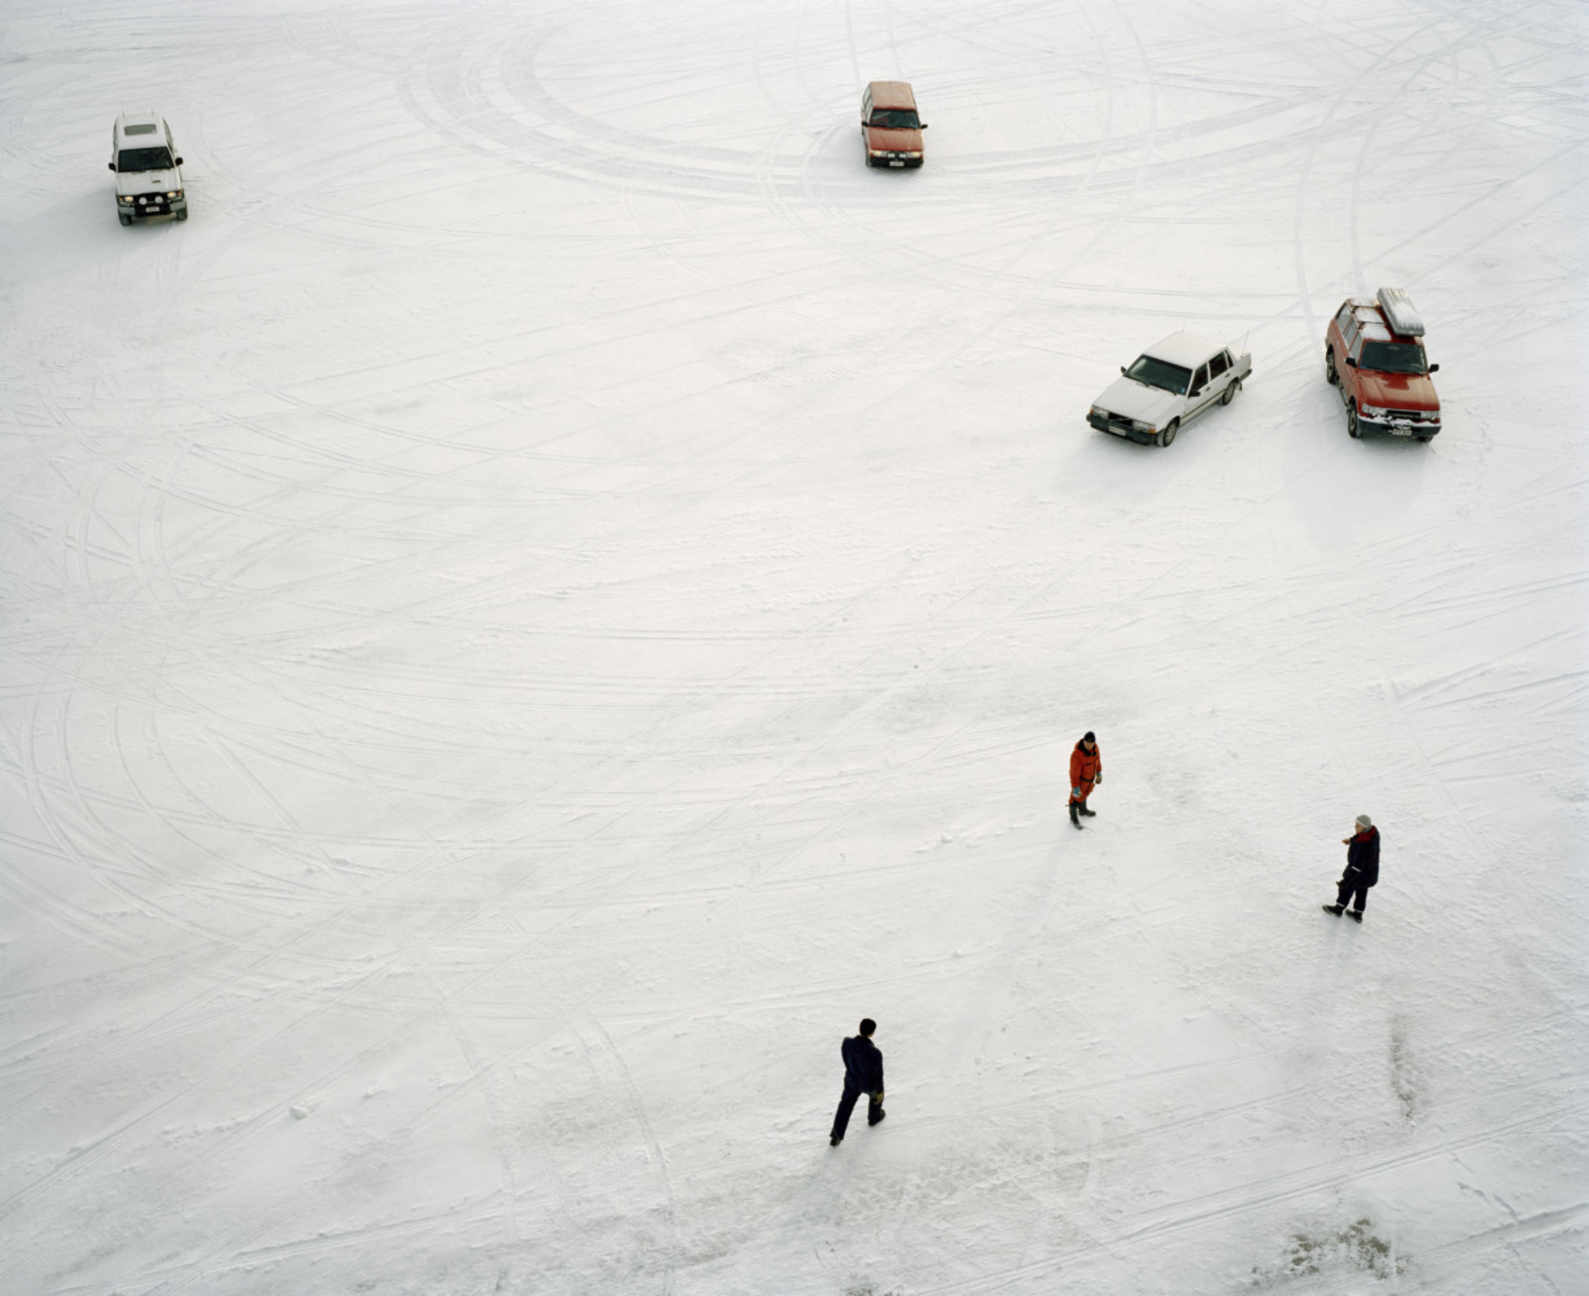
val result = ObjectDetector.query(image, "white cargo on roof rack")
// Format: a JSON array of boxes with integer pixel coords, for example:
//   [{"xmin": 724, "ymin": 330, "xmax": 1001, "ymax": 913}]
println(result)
[{"xmin": 1376, "ymin": 287, "xmax": 1425, "ymax": 338}]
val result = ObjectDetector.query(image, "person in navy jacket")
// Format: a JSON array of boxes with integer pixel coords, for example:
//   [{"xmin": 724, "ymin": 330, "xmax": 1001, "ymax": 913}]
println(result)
[
  {"xmin": 1324, "ymin": 815, "xmax": 1380, "ymax": 921},
  {"xmin": 829, "ymin": 1018, "xmax": 885, "ymax": 1146}
]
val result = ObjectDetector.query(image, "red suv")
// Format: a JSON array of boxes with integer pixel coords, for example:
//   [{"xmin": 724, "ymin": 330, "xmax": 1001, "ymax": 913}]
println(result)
[
  {"xmin": 861, "ymin": 81, "xmax": 926, "ymax": 168},
  {"xmin": 1325, "ymin": 288, "xmax": 1441, "ymax": 441}
]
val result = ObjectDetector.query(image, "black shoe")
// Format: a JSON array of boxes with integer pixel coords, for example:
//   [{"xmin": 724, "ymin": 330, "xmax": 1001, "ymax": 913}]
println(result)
[
  {"xmin": 1078, "ymin": 805, "xmax": 1096, "ymax": 817},
  {"xmin": 1348, "ymin": 910, "xmax": 1363, "ymax": 923},
  {"xmin": 829, "ymin": 1135, "xmax": 842, "ymax": 1147},
  {"xmin": 1322, "ymin": 904, "xmax": 1344, "ymax": 916},
  {"xmin": 1069, "ymin": 804, "xmax": 1083, "ymax": 830},
  {"xmin": 868, "ymin": 1110, "xmax": 886, "ymax": 1127}
]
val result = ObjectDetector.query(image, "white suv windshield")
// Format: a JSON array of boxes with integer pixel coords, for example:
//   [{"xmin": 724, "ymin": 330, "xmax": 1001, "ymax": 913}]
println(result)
[{"xmin": 117, "ymin": 146, "xmax": 173, "ymax": 172}]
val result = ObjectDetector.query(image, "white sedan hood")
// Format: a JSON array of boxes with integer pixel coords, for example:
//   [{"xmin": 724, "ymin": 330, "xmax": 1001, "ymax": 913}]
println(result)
[
  {"xmin": 116, "ymin": 167, "xmax": 181, "ymax": 195},
  {"xmin": 1093, "ymin": 374, "xmax": 1183, "ymax": 426}
]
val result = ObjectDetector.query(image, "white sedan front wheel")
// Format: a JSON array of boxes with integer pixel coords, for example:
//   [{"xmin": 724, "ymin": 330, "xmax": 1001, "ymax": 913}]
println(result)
[{"xmin": 1158, "ymin": 419, "xmax": 1179, "ymax": 448}]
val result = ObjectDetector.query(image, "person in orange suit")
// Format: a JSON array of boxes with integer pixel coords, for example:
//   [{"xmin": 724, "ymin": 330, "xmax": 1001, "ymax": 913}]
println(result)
[{"xmin": 1069, "ymin": 731, "xmax": 1102, "ymax": 829}]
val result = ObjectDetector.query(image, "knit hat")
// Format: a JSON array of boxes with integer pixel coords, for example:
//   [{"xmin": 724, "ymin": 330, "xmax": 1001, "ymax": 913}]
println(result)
[
  {"xmin": 1355, "ymin": 814, "xmax": 1372, "ymax": 829},
  {"xmin": 1083, "ymin": 731, "xmax": 1096, "ymax": 743}
]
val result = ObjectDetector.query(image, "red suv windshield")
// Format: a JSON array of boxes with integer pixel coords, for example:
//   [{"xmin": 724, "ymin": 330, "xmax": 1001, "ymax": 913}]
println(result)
[{"xmin": 1360, "ymin": 340, "xmax": 1428, "ymax": 374}]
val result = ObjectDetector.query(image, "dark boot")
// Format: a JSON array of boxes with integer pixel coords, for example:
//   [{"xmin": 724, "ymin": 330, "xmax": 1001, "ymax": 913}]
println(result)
[
  {"xmin": 1077, "ymin": 801, "xmax": 1096, "ymax": 817},
  {"xmin": 1322, "ymin": 904, "xmax": 1344, "ymax": 916},
  {"xmin": 1069, "ymin": 802, "xmax": 1083, "ymax": 830},
  {"xmin": 1348, "ymin": 909, "xmax": 1363, "ymax": 923}
]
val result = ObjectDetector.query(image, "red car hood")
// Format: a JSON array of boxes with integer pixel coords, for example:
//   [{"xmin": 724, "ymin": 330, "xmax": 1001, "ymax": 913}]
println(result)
[
  {"xmin": 864, "ymin": 125, "xmax": 923, "ymax": 150},
  {"xmin": 1357, "ymin": 369, "xmax": 1439, "ymax": 410}
]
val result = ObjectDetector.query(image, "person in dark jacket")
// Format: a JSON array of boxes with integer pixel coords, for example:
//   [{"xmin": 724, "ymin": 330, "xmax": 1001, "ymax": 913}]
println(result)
[
  {"xmin": 1068, "ymin": 731, "xmax": 1102, "ymax": 829},
  {"xmin": 829, "ymin": 1018, "xmax": 885, "ymax": 1146},
  {"xmin": 1323, "ymin": 815, "xmax": 1380, "ymax": 921}
]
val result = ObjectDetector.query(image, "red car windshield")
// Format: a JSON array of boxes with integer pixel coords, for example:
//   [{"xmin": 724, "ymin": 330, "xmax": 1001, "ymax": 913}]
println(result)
[
  {"xmin": 1360, "ymin": 341, "xmax": 1428, "ymax": 375},
  {"xmin": 869, "ymin": 109, "xmax": 919, "ymax": 129}
]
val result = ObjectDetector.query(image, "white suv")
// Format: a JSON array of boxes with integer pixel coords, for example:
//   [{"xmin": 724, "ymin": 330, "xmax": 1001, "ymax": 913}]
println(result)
[{"xmin": 109, "ymin": 113, "xmax": 187, "ymax": 224}]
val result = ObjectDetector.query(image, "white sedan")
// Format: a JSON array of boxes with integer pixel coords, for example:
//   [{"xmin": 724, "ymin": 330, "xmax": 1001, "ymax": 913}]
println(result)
[{"xmin": 1086, "ymin": 332, "xmax": 1253, "ymax": 447}]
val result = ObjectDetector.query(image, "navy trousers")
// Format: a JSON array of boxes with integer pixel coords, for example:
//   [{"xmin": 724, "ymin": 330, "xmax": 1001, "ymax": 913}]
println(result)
[
  {"xmin": 830, "ymin": 1084, "xmax": 884, "ymax": 1140},
  {"xmin": 1336, "ymin": 871, "xmax": 1369, "ymax": 913}
]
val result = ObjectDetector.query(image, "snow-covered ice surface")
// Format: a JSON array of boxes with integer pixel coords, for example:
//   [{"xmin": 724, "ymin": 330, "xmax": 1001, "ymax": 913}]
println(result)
[{"xmin": 2, "ymin": 0, "xmax": 1586, "ymax": 1291}]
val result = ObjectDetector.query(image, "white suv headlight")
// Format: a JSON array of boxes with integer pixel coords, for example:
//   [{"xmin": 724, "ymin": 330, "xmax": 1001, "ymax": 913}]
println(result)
[{"xmin": 1358, "ymin": 404, "xmax": 1388, "ymax": 420}]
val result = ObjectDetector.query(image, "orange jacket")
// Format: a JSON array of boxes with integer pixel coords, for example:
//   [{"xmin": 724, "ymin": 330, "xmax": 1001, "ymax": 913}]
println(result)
[{"xmin": 1069, "ymin": 741, "xmax": 1101, "ymax": 799}]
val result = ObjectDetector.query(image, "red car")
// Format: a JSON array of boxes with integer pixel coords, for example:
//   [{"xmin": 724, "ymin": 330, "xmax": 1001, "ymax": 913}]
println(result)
[
  {"xmin": 861, "ymin": 81, "xmax": 926, "ymax": 169},
  {"xmin": 1324, "ymin": 288, "xmax": 1441, "ymax": 441}
]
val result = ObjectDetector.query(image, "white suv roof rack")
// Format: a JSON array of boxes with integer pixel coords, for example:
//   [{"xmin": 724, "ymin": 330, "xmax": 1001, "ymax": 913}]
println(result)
[{"xmin": 1376, "ymin": 287, "xmax": 1425, "ymax": 338}]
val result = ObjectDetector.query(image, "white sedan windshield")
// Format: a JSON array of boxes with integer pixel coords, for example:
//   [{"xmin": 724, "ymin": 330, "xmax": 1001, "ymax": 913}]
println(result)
[{"xmin": 1125, "ymin": 355, "xmax": 1191, "ymax": 395}]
